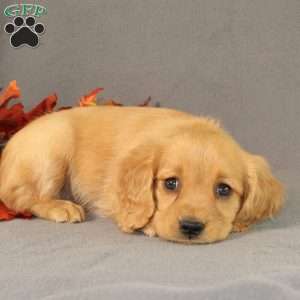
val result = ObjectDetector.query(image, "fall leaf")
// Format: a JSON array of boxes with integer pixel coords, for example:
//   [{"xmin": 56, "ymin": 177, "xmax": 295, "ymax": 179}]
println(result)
[
  {"xmin": 0, "ymin": 103, "xmax": 27, "ymax": 139},
  {"xmin": 79, "ymin": 87, "xmax": 103, "ymax": 107},
  {"xmin": 0, "ymin": 201, "xmax": 32, "ymax": 221},
  {"xmin": 26, "ymin": 94, "xmax": 58, "ymax": 120},
  {"xmin": 0, "ymin": 80, "xmax": 21, "ymax": 108}
]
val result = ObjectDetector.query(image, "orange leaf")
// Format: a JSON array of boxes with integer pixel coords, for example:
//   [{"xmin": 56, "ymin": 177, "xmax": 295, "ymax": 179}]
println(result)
[
  {"xmin": 79, "ymin": 88, "xmax": 104, "ymax": 107},
  {"xmin": 0, "ymin": 80, "xmax": 21, "ymax": 108}
]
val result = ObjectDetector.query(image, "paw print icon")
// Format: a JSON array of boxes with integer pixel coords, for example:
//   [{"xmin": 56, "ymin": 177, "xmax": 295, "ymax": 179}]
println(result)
[{"xmin": 4, "ymin": 16, "xmax": 45, "ymax": 48}]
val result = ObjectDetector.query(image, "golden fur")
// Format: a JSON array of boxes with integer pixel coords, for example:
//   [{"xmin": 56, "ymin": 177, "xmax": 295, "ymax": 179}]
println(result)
[{"xmin": 0, "ymin": 106, "xmax": 284, "ymax": 243}]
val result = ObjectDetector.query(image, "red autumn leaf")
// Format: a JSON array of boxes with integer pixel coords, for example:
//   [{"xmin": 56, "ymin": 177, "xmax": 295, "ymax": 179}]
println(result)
[
  {"xmin": 0, "ymin": 80, "xmax": 59, "ymax": 143},
  {"xmin": 0, "ymin": 200, "xmax": 32, "ymax": 221},
  {"xmin": 0, "ymin": 80, "xmax": 21, "ymax": 108},
  {"xmin": 0, "ymin": 119, "xmax": 18, "ymax": 130},
  {"xmin": 26, "ymin": 94, "xmax": 58, "ymax": 121},
  {"xmin": 0, "ymin": 103, "xmax": 27, "ymax": 139},
  {"xmin": 0, "ymin": 201, "xmax": 15, "ymax": 220},
  {"xmin": 79, "ymin": 87, "xmax": 103, "ymax": 107}
]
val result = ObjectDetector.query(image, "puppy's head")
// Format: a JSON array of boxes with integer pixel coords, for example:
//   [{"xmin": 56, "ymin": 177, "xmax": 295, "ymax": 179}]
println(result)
[{"xmin": 117, "ymin": 119, "xmax": 283, "ymax": 243}]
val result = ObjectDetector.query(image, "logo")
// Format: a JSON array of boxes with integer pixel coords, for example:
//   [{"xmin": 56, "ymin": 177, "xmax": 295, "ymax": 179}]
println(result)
[{"xmin": 3, "ymin": 3, "xmax": 47, "ymax": 48}]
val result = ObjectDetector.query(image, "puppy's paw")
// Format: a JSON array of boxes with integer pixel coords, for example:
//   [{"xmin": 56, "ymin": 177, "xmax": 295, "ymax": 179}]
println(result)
[
  {"xmin": 32, "ymin": 200, "xmax": 85, "ymax": 223},
  {"xmin": 117, "ymin": 208, "xmax": 153, "ymax": 233},
  {"xmin": 118, "ymin": 217, "xmax": 149, "ymax": 233},
  {"xmin": 48, "ymin": 203, "xmax": 85, "ymax": 223},
  {"xmin": 142, "ymin": 223, "xmax": 157, "ymax": 237}
]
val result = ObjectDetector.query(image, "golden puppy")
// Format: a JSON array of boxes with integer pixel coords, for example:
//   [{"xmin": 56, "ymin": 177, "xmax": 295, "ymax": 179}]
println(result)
[{"xmin": 0, "ymin": 106, "xmax": 283, "ymax": 243}]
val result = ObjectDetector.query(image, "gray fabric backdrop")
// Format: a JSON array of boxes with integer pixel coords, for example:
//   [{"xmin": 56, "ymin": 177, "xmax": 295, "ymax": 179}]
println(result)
[
  {"xmin": 0, "ymin": 1, "xmax": 299, "ymax": 299},
  {"xmin": 1, "ymin": 0, "xmax": 299, "ymax": 171}
]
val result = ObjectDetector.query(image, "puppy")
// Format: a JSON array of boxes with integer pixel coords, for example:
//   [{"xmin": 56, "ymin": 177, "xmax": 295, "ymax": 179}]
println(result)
[{"xmin": 0, "ymin": 106, "xmax": 283, "ymax": 243}]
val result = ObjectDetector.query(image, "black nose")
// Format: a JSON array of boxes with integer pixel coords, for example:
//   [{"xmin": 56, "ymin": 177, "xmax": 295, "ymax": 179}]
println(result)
[{"xmin": 179, "ymin": 219, "xmax": 205, "ymax": 239}]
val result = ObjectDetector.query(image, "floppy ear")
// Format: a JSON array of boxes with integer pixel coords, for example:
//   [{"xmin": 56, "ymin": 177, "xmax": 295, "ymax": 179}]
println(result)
[
  {"xmin": 233, "ymin": 155, "xmax": 284, "ymax": 232},
  {"xmin": 116, "ymin": 145, "xmax": 157, "ymax": 233}
]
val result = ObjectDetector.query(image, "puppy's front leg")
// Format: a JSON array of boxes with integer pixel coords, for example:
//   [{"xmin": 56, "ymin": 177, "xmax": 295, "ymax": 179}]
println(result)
[{"xmin": 31, "ymin": 199, "xmax": 85, "ymax": 223}]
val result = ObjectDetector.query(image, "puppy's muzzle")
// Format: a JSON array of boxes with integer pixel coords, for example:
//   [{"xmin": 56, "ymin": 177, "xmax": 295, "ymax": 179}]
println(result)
[{"xmin": 179, "ymin": 219, "xmax": 205, "ymax": 239}]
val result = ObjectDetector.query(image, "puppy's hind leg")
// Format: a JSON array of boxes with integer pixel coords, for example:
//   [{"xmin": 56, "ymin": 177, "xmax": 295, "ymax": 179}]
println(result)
[{"xmin": 0, "ymin": 154, "xmax": 85, "ymax": 223}]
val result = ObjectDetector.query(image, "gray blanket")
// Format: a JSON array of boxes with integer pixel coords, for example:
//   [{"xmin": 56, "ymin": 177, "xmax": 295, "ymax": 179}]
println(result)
[{"xmin": 1, "ymin": 0, "xmax": 299, "ymax": 299}]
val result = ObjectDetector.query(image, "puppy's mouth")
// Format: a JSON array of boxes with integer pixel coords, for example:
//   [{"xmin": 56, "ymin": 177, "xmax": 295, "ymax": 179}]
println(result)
[
  {"xmin": 160, "ymin": 234, "xmax": 207, "ymax": 244},
  {"xmin": 162, "ymin": 231, "xmax": 226, "ymax": 244},
  {"xmin": 156, "ymin": 228, "xmax": 209, "ymax": 244},
  {"xmin": 157, "ymin": 222, "xmax": 228, "ymax": 244}
]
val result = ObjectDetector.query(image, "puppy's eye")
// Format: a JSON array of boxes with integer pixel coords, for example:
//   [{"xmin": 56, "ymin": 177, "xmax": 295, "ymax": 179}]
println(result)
[
  {"xmin": 164, "ymin": 177, "xmax": 179, "ymax": 191},
  {"xmin": 215, "ymin": 183, "xmax": 232, "ymax": 198}
]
